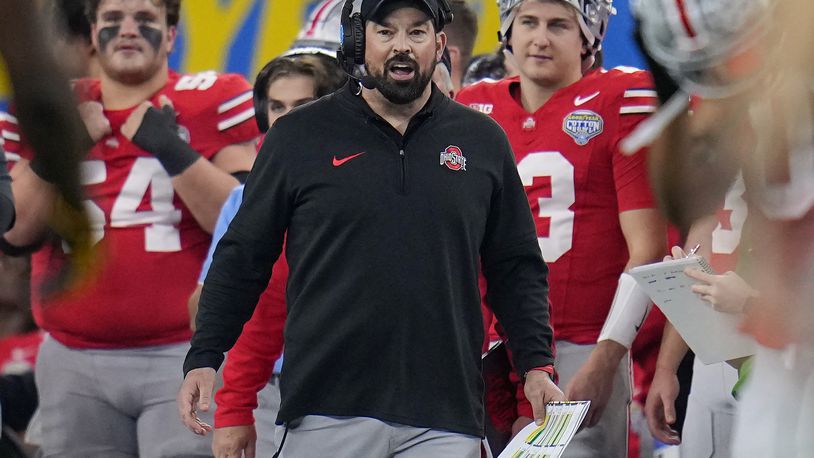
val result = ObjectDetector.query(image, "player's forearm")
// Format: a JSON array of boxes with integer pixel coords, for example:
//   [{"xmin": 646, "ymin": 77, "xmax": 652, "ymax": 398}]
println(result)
[
  {"xmin": 171, "ymin": 160, "xmax": 238, "ymax": 233},
  {"xmin": 624, "ymin": 233, "xmax": 666, "ymax": 271},
  {"xmin": 621, "ymin": 209, "xmax": 667, "ymax": 271},
  {"xmin": 654, "ymin": 322, "xmax": 689, "ymax": 373},
  {"xmin": 598, "ymin": 209, "xmax": 666, "ymax": 348},
  {"xmin": 588, "ymin": 339, "xmax": 628, "ymax": 372}
]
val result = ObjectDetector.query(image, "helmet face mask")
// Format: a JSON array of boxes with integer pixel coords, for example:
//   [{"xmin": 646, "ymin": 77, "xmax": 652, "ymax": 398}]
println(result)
[{"xmin": 498, "ymin": 0, "xmax": 615, "ymax": 56}]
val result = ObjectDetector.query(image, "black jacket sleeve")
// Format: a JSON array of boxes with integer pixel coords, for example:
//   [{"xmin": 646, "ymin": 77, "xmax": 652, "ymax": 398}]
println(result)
[
  {"xmin": 183, "ymin": 124, "xmax": 295, "ymax": 375},
  {"xmin": 480, "ymin": 135, "xmax": 554, "ymax": 378},
  {"xmin": 0, "ymin": 148, "xmax": 14, "ymax": 232}
]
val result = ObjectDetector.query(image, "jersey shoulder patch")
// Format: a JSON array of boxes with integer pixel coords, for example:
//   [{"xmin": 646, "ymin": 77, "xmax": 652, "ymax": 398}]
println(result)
[
  {"xmin": 0, "ymin": 111, "xmax": 21, "ymax": 162},
  {"xmin": 170, "ymin": 71, "xmax": 255, "ymax": 133},
  {"xmin": 604, "ymin": 68, "xmax": 658, "ymax": 116}
]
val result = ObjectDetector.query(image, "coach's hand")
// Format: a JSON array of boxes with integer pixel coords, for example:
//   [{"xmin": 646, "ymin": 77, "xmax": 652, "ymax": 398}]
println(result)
[
  {"xmin": 213, "ymin": 425, "xmax": 257, "ymax": 458},
  {"xmin": 524, "ymin": 370, "xmax": 566, "ymax": 426},
  {"xmin": 178, "ymin": 367, "xmax": 216, "ymax": 435}
]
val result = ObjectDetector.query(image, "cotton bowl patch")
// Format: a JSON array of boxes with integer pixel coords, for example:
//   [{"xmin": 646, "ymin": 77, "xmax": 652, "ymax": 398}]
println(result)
[{"xmin": 563, "ymin": 110, "xmax": 604, "ymax": 146}]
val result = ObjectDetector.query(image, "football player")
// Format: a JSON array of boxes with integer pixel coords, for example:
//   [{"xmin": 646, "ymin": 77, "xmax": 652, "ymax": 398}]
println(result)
[
  {"xmin": 633, "ymin": 0, "xmax": 814, "ymax": 455},
  {"xmin": 3, "ymin": 0, "xmax": 260, "ymax": 456},
  {"xmin": 456, "ymin": 1, "xmax": 666, "ymax": 455},
  {"xmin": 645, "ymin": 177, "xmax": 748, "ymax": 457}
]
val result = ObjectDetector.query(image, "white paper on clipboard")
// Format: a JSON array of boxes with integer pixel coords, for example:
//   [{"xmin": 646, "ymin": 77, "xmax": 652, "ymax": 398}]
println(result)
[{"xmin": 629, "ymin": 256, "xmax": 755, "ymax": 364}]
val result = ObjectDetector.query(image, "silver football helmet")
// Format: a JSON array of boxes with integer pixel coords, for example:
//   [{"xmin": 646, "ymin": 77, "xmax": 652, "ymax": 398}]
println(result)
[
  {"xmin": 282, "ymin": 0, "xmax": 345, "ymax": 58},
  {"xmin": 498, "ymin": 0, "xmax": 615, "ymax": 55},
  {"xmin": 633, "ymin": 0, "xmax": 773, "ymax": 97}
]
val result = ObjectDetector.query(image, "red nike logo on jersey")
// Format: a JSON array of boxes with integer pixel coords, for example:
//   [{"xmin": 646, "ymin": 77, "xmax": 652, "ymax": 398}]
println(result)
[{"xmin": 332, "ymin": 152, "xmax": 365, "ymax": 167}]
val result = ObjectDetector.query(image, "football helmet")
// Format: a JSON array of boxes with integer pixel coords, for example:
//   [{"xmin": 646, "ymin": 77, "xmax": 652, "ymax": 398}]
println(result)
[
  {"xmin": 498, "ymin": 0, "xmax": 615, "ymax": 54},
  {"xmin": 282, "ymin": 0, "xmax": 345, "ymax": 58},
  {"xmin": 633, "ymin": 0, "xmax": 773, "ymax": 97}
]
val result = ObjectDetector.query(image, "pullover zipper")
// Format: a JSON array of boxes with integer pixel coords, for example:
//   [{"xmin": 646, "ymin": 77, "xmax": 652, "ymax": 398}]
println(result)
[{"xmin": 399, "ymin": 148, "xmax": 406, "ymax": 194}]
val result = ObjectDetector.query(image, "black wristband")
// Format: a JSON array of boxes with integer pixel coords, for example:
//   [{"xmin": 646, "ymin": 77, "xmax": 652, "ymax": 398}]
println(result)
[
  {"xmin": 131, "ymin": 105, "xmax": 200, "ymax": 176},
  {"xmin": 0, "ymin": 234, "xmax": 42, "ymax": 256}
]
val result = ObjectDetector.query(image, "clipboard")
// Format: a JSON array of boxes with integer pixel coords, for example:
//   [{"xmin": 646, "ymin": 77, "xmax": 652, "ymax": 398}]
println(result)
[{"xmin": 629, "ymin": 257, "xmax": 755, "ymax": 364}]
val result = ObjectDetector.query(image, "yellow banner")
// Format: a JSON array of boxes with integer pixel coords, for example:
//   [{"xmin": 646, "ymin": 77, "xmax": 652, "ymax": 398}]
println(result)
[{"xmin": 1, "ymin": 0, "xmax": 502, "ymax": 102}]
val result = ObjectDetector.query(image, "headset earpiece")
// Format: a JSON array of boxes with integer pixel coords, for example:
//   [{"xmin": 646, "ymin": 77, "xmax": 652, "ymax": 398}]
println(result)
[
  {"xmin": 350, "ymin": 13, "xmax": 365, "ymax": 65},
  {"xmin": 339, "ymin": 0, "xmax": 363, "ymax": 74},
  {"xmin": 437, "ymin": 0, "xmax": 454, "ymax": 28}
]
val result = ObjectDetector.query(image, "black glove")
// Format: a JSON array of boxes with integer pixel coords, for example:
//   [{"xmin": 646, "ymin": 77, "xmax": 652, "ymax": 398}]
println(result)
[{"xmin": 131, "ymin": 105, "xmax": 200, "ymax": 176}]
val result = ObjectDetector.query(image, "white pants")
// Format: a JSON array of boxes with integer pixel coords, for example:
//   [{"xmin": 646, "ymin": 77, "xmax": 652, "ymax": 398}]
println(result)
[
  {"xmin": 680, "ymin": 359, "xmax": 739, "ymax": 457},
  {"xmin": 732, "ymin": 344, "xmax": 814, "ymax": 457}
]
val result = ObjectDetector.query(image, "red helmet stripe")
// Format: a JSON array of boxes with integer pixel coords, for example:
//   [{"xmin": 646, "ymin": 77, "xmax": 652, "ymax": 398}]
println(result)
[
  {"xmin": 305, "ymin": 0, "xmax": 338, "ymax": 36},
  {"xmin": 675, "ymin": 0, "xmax": 698, "ymax": 38}
]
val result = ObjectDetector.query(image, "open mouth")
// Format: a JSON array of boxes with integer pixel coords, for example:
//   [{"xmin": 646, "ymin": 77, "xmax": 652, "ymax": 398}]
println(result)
[{"xmin": 388, "ymin": 62, "xmax": 416, "ymax": 81}]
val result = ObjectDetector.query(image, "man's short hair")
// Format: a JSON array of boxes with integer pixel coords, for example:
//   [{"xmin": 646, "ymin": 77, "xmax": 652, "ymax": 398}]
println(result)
[
  {"xmin": 85, "ymin": 0, "xmax": 181, "ymax": 27},
  {"xmin": 444, "ymin": 0, "xmax": 477, "ymax": 59}
]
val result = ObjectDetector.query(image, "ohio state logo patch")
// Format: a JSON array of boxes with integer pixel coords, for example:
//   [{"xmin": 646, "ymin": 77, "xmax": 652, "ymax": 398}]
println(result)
[
  {"xmin": 440, "ymin": 145, "xmax": 467, "ymax": 171},
  {"xmin": 563, "ymin": 110, "xmax": 604, "ymax": 146}
]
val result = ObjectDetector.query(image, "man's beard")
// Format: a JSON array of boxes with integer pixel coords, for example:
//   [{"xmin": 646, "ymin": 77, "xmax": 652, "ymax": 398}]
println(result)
[{"xmin": 365, "ymin": 54, "xmax": 433, "ymax": 105}]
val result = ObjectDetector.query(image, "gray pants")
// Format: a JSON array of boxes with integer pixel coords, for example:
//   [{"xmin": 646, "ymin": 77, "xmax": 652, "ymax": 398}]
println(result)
[
  {"xmin": 253, "ymin": 376, "xmax": 282, "ymax": 456},
  {"xmin": 35, "ymin": 335, "xmax": 213, "ymax": 458},
  {"xmin": 555, "ymin": 340, "xmax": 631, "ymax": 458},
  {"xmin": 273, "ymin": 415, "xmax": 481, "ymax": 457}
]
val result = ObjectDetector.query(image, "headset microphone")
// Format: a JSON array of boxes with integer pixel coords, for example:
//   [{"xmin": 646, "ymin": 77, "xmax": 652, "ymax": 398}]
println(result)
[{"xmin": 359, "ymin": 75, "xmax": 377, "ymax": 89}]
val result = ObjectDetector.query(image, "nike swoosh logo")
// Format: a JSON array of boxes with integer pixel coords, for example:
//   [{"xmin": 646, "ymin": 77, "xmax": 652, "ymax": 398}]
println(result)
[
  {"xmin": 332, "ymin": 152, "xmax": 365, "ymax": 167},
  {"xmin": 574, "ymin": 91, "xmax": 600, "ymax": 106},
  {"xmin": 633, "ymin": 310, "xmax": 649, "ymax": 332}
]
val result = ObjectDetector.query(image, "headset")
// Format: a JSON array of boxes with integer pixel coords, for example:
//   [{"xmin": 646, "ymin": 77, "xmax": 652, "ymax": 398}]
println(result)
[{"xmin": 338, "ymin": 0, "xmax": 453, "ymax": 76}]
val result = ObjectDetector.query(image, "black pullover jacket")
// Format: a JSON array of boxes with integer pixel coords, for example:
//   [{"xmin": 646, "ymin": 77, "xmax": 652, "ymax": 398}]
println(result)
[{"xmin": 185, "ymin": 82, "xmax": 554, "ymax": 437}]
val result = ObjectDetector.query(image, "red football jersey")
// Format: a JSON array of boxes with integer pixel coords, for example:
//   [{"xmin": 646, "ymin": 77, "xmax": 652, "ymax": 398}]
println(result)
[
  {"xmin": 1, "ymin": 111, "xmax": 21, "ymax": 169},
  {"xmin": 457, "ymin": 68, "xmax": 658, "ymax": 343},
  {"xmin": 27, "ymin": 71, "xmax": 259, "ymax": 349},
  {"xmin": 710, "ymin": 174, "xmax": 748, "ymax": 272},
  {"xmin": 0, "ymin": 330, "xmax": 44, "ymax": 375}
]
